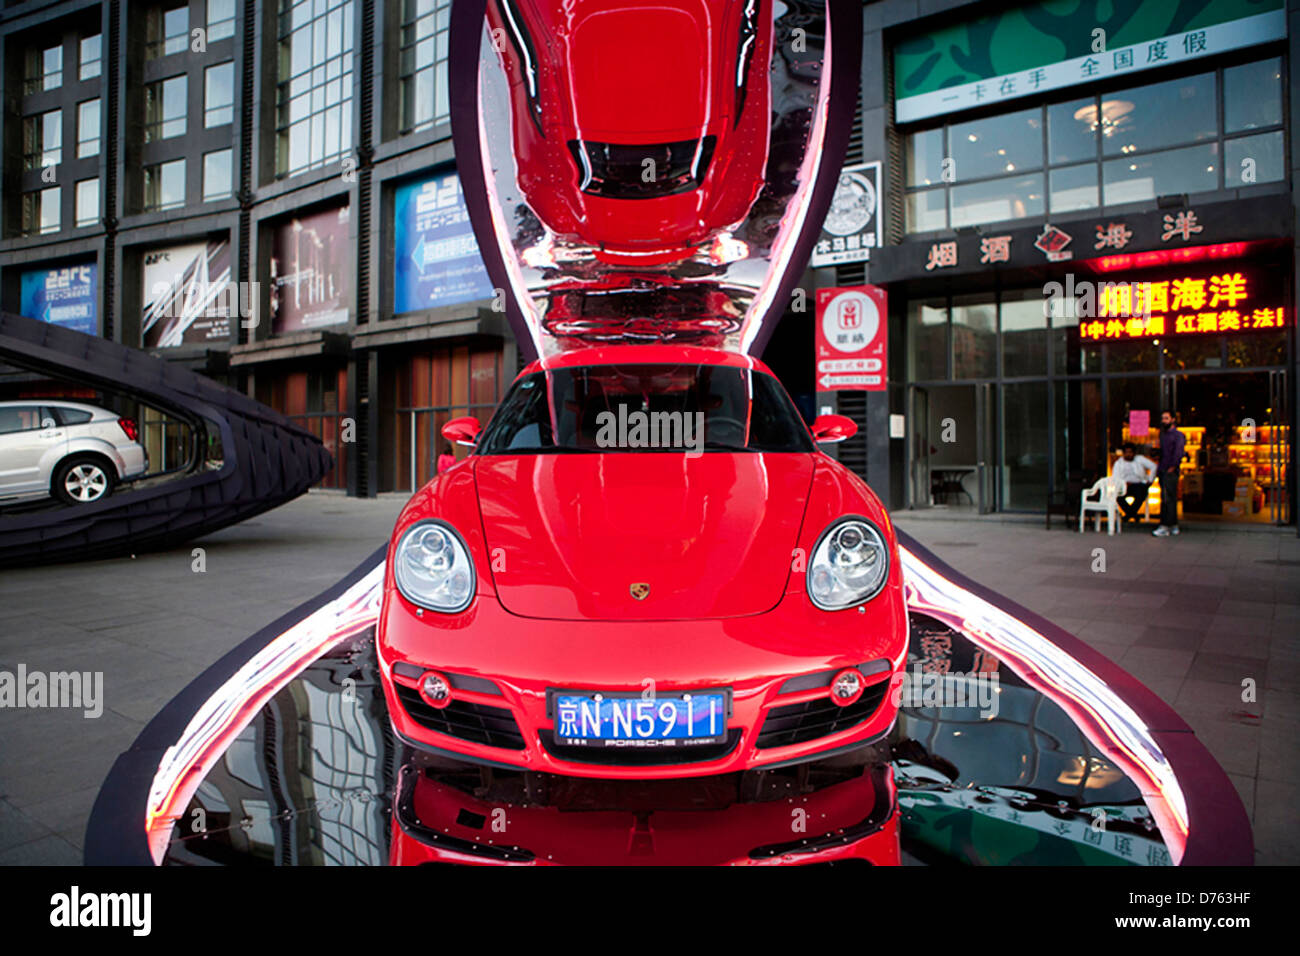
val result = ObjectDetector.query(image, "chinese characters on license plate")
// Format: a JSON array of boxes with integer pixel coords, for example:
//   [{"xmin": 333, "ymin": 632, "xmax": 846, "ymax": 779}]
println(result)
[{"xmin": 554, "ymin": 692, "xmax": 727, "ymax": 748}]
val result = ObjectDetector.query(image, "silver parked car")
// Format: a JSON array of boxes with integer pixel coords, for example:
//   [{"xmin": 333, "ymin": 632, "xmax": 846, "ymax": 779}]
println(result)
[{"xmin": 0, "ymin": 401, "xmax": 148, "ymax": 505}]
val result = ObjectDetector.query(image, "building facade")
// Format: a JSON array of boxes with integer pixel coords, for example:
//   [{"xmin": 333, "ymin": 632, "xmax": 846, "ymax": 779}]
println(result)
[
  {"xmin": 0, "ymin": 0, "xmax": 516, "ymax": 495},
  {"xmin": 2, "ymin": 0, "xmax": 1295, "ymax": 528},
  {"xmin": 838, "ymin": 0, "xmax": 1298, "ymax": 526}
]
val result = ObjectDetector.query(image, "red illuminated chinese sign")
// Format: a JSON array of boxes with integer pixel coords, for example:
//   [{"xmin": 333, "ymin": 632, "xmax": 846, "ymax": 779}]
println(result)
[{"xmin": 1078, "ymin": 268, "xmax": 1288, "ymax": 341}]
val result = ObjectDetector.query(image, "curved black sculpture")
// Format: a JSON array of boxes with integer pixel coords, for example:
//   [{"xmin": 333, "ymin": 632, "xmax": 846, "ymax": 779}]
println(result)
[{"xmin": 0, "ymin": 310, "xmax": 332, "ymax": 567}]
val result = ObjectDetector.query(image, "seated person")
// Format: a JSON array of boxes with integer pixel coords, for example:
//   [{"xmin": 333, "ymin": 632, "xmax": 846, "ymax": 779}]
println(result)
[{"xmin": 1112, "ymin": 442, "xmax": 1157, "ymax": 521}]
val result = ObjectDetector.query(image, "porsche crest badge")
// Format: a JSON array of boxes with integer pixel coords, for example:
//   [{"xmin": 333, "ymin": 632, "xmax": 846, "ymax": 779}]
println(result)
[{"xmin": 629, "ymin": 582, "xmax": 650, "ymax": 601}]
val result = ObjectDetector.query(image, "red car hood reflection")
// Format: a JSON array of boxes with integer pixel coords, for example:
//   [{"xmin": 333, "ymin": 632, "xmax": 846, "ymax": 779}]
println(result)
[{"xmin": 474, "ymin": 452, "xmax": 813, "ymax": 620}]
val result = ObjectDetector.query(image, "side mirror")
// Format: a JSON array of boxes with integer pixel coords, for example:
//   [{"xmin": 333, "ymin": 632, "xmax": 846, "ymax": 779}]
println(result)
[
  {"xmin": 810, "ymin": 414, "xmax": 857, "ymax": 444},
  {"xmin": 442, "ymin": 416, "xmax": 481, "ymax": 447}
]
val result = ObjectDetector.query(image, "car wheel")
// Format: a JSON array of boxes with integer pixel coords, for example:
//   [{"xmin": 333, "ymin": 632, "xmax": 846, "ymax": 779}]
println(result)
[{"xmin": 53, "ymin": 456, "xmax": 115, "ymax": 505}]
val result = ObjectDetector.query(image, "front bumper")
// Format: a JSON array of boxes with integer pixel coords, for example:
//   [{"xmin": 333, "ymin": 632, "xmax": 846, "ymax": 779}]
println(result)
[{"xmin": 377, "ymin": 586, "xmax": 907, "ymax": 780}]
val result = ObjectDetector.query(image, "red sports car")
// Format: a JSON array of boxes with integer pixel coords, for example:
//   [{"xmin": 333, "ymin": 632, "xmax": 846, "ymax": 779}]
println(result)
[
  {"xmin": 486, "ymin": 0, "xmax": 772, "ymax": 264},
  {"xmin": 376, "ymin": 344, "xmax": 908, "ymax": 779}
]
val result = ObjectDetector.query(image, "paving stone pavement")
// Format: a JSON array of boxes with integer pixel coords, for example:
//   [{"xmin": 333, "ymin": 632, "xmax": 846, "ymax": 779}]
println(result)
[
  {"xmin": 0, "ymin": 491, "xmax": 406, "ymax": 865},
  {"xmin": 894, "ymin": 510, "xmax": 1300, "ymax": 866},
  {"xmin": 1, "ymin": 493, "xmax": 1293, "ymax": 865}
]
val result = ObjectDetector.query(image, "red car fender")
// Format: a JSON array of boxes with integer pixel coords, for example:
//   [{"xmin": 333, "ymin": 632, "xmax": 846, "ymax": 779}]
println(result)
[
  {"xmin": 786, "ymin": 455, "xmax": 906, "ymax": 615},
  {"xmin": 386, "ymin": 465, "xmax": 497, "ymax": 601}
]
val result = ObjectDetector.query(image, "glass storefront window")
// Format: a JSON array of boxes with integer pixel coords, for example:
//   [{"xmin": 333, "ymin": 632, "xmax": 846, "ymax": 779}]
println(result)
[
  {"xmin": 1000, "ymin": 293, "xmax": 1048, "ymax": 377},
  {"xmin": 1226, "ymin": 332, "xmax": 1287, "ymax": 368},
  {"xmin": 1101, "ymin": 73, "xmax": 1216, "ymax": 157},
  {"xmin": 1107, "ymin": 338, "xmax": 1161, "ymax": 372},
  {"xmin": 906, "ymin": 126, "xmax": 946, "ymax": 187},
  {"xmin": 1047, "ymin": 296, "xmax": 1095, "ymax": 375},
  {"xmin": 1102, "ymin": 143, "xmax": 1218, "ymax": 204},
  {"xmin": 1225, "ymin": 132, "xmax": 1285, "ymax": 187},
  {"xmin": 906, "ymin": 187, "xmax": 947, "ymax": 232},
  {"xmin": 1002, "ymin": 382, "xmax": 1049, "ymax": 510},
  {"xmin": 950, "ymin": 174, "xmax": 1044, "ymax": 228},
  {"xmin": 1106, "ymin": 377, "xmax": 1162, "ymax": 460},
  {"xmin": 907, "ymin": 300, "xmax": 948, "ymax": 381},
  {"xmin": 1164, "ymin": 336, "xmax": 1224, "ymax": 371},
  {"xmin": 903, "ymin": 61, "xmax": 1280, "ymax": 234},
  {"xmin": 903, "ymin": 278, "xmax": 1290, "ymax": 517},
  {"xmin": 1224, "ymin": 58, "xmax": 1283, "ymax": 133},
  {"xmin": 1048, "ymin": 98, "xmax": 1096, "ymax": 165},
  {"xmin": 949, "ymin": 108, "xmax": 1042, "ymax": 180},
  {"xmin": 1049, "ymin": 163, "xmax": 1098, "ymax": 213},
  {"xmin": 951, "ymin": 295, "xmax": 997, "ymax": 379},
  {"xmin": 1051, "ymin": 378, "xmax": 1106, "ymax": 503}
]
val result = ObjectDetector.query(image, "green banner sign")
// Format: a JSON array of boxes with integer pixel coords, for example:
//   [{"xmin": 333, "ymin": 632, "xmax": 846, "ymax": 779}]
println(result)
[{"xmin": 894, "ymin": 0, "xmax": 1285, "ymax": 122}]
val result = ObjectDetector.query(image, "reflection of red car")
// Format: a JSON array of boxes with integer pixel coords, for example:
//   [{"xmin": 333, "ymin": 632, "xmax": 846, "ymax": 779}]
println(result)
[
  {"xmin": 488, "ymin": 0, "xmax": 772, "ymax": 264},
  {"xmin": 376, "ymin": 345, "xmax": 908, "ymax": 781},
  {"xmin": 390, "ymin": 754, "xmax": 900, "ymax": 865}
]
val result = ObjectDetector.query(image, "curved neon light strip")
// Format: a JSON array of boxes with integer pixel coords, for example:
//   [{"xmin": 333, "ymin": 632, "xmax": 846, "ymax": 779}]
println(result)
[
  {"xmin": 144, "ymin": 564, "xmax": 384, "ymax": 863},
  {"xmin": 899, "ymin": 546, "xmax": 1189, "ymax": 864},
  {"xmin": 144, "ymin": 547, "xmax": 1192, "ymax": 864}
]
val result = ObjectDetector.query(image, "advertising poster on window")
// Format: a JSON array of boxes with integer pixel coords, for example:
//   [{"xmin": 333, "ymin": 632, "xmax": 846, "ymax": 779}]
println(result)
[
  {"xmin": 141, "ymin": 239, "xmax": 232, "ymax": 348},
  {"xmin": 20, "ymin": 264, "xmax": 98, "ymax": 336},
  {"xmin": 270, "ymin": 205, "xmax": 352, "ymax": 335},
  {"xmin": 815, "ymin": 284, "xmax": 888, "ymax": 392},
  {"xmin": 393, "ymin": 171, "xmax": 493, "ymax": 314},
  {"xmin": 811, "ymin": 162, "xmax": 880, "ymax": 268}
]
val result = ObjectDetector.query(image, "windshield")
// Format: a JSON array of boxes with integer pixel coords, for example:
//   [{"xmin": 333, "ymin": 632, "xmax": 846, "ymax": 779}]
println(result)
[{"xmin": 476, "ymin": 363, "xmax": 814, "ymax": 455}]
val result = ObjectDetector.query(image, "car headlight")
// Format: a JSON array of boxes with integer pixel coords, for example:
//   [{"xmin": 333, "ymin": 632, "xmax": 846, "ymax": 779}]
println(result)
[
  {"xmin": 807, "ymin": 517, "xmax": 890, "ymax": 610},
  {"xmin": 394, "ymin": 521, "xmax": 476, "ymax": 613}
]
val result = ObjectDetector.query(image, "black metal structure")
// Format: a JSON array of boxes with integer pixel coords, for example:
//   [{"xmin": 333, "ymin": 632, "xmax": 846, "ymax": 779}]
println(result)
[{"xmin": 0, "ymin": 311, "xmax": 332, "ymax": 567}]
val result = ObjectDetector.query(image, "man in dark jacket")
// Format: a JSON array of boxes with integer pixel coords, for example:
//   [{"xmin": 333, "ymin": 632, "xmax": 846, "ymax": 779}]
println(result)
[{"xmin": 1153, "ymin": 410, "xmax": 1186, "ymax": 537}]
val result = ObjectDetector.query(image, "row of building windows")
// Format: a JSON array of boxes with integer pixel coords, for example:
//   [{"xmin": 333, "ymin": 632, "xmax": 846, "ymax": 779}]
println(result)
[
  {"xmin": 11, "ymin": 0, "xmax": 454, "ymax": 236},
  {"xmin": 144, "ymin": 1, "xmax": 236, "ymax": 59},
  {"xmin": 22, "ymin": 103, "xmax": 100, "ymax": 169},
  {"xmin": 905, "ymin": 58, "xmax": 1286, "ymax": 233},
  {"xmin": 20, "ymin": 179, "xmax": 99, "ymax": 234},
  {"xmin": 24, "ymin": 33, "xmax": 101, "ymax": 93},
  {"xmin": 20, "ymin": 148, "xmax": 234, "ymax": 233}
]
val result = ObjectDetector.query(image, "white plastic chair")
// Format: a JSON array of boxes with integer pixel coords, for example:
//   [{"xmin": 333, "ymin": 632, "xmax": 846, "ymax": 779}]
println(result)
[{"xmin": 1080, "ymin": 476, "xmax": 1124, "ymax": 534}]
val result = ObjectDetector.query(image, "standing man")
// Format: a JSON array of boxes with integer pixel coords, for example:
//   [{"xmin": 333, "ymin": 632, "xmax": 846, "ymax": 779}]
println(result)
[
  {"xmin": 1113, "ymin": 442, "xmax": 1156, "ymax": 522},
  {"xmin": 1152, "ymin": 410, "xmax": 1186, "ymax": 537}
]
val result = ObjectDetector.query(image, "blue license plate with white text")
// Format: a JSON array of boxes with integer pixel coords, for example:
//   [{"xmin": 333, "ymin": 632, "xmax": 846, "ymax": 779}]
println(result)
[{"xmin": 553, "ymin": 691, "xmax": 727, "ymax": 747}]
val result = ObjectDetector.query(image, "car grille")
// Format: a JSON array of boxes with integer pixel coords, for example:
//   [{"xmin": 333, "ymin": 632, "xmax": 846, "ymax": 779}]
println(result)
[
  {"xmin": 755, "ymin": 681, "xmax": 890, "ymax": 749},
  {"xmin": 538, "ymin": 729, "xmax": 742, "ymax": 766},
  {"xmin": 394, "ymin": 684, "xmax": 526, "ymax": 750}
]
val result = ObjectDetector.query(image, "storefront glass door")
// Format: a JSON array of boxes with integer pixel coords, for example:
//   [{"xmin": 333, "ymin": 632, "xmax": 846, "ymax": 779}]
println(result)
[
  {"xmin": 1163, "ymin": 371, "xmax": 1291, "ymax": 525},
  {"xmin": 908, "ymin": 383, "xmax": 980, "ymax": 509}
]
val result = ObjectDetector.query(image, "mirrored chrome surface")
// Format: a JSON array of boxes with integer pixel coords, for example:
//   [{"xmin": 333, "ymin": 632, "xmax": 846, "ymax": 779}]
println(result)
[{"xmin": 471, "ymin": 0, "xmax": 835, "ymax": 358}]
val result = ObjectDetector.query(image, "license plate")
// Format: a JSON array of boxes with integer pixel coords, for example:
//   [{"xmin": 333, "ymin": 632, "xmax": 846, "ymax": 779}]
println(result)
[{"xmin": 553, "ymin": 691, "xmax": 728, "ymax": 748}]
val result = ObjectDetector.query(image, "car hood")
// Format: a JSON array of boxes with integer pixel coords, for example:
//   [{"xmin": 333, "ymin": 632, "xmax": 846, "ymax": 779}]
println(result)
[{"xmin": 474, "ymin": 453, "xmax": 813, "ymax": 620}]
